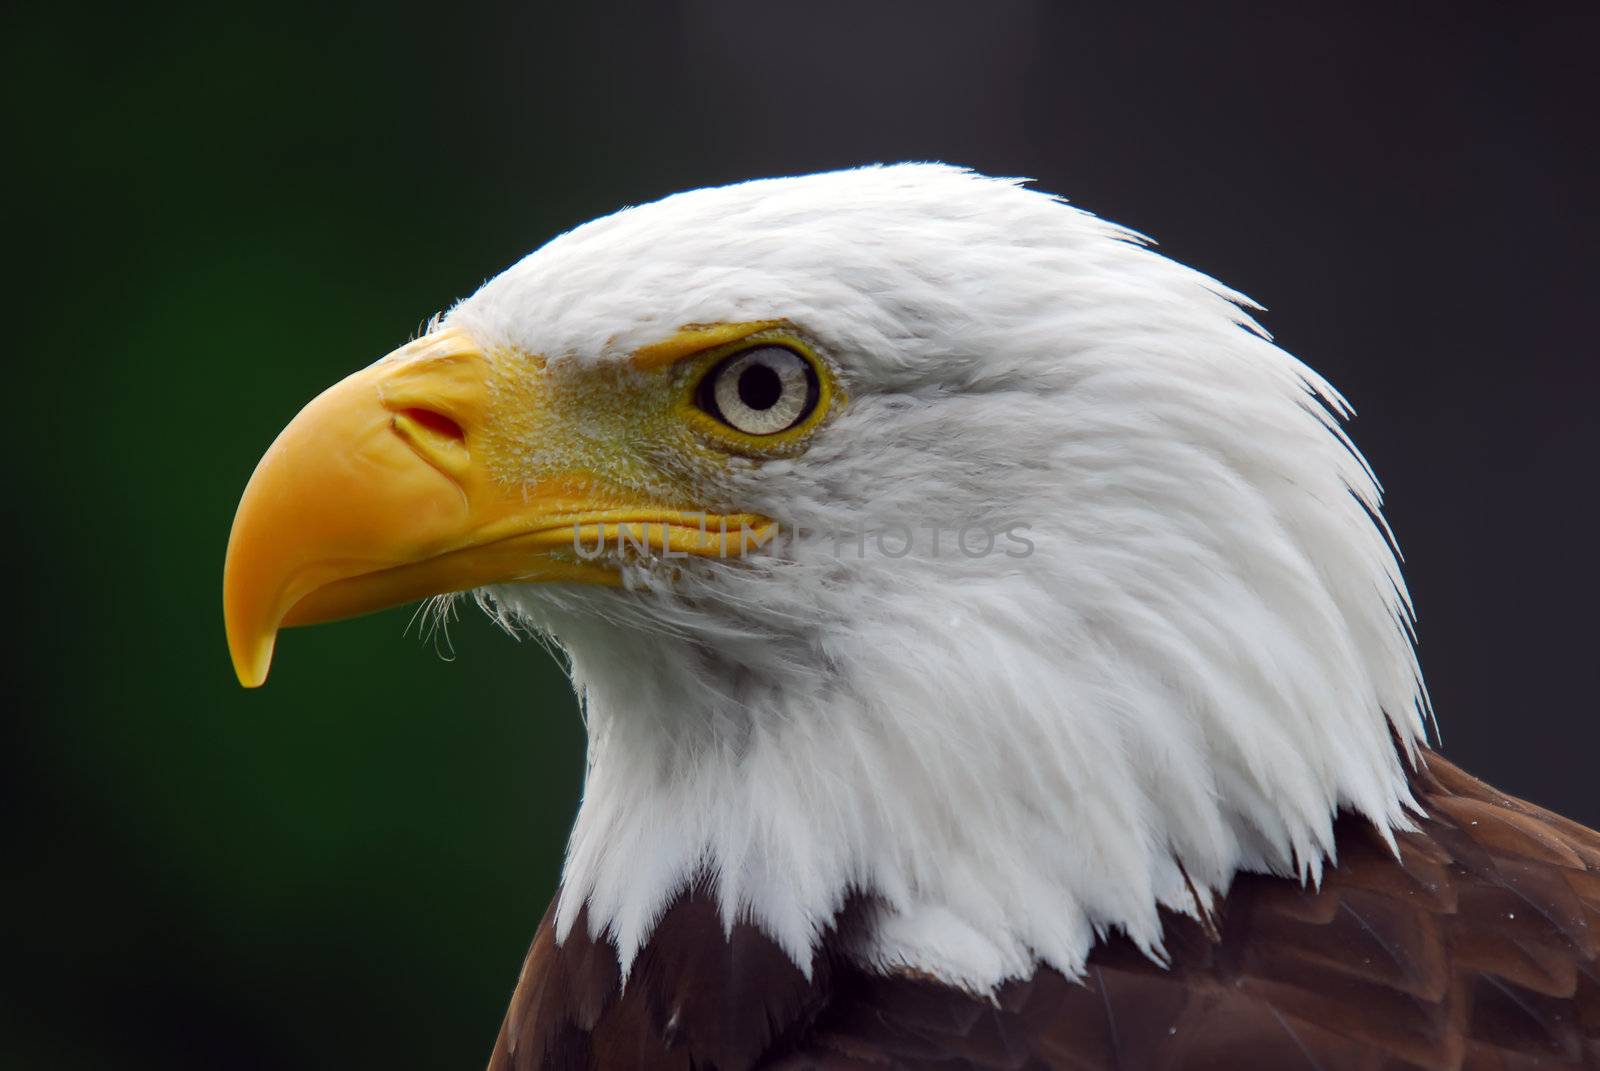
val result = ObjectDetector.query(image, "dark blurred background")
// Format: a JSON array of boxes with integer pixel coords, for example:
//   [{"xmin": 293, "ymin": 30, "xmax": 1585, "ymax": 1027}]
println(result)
[{"xmin": 8, "ymin": 2, "xmax": 1597, "ymax": 1067}]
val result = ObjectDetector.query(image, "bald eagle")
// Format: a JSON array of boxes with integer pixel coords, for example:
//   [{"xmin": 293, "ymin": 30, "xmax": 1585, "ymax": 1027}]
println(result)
[{"xmin": 224, "ymin": 166, "xmax": 1600, "ymax": 1069}]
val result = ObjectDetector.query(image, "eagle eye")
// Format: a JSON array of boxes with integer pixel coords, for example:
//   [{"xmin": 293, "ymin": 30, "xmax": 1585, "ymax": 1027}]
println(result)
[{"xmin": 696, "ymin": 345, "xmax": 819, "ymax": 436}]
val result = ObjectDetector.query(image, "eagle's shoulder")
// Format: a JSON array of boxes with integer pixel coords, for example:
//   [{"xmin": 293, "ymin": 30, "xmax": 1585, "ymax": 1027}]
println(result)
[
  {"xmin": 488, "ymin": 883, "xmax": 866, "ymax": 1071},
  {"xmin": 490, "ymin": 750, "xmax": 1600, "ymax": 1070}
]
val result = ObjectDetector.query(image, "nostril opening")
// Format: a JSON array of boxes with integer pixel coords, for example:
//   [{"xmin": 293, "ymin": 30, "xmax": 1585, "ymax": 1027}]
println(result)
[{"xmin": 401, "ymin": 407, "xmax": 465, "ymax": 442}]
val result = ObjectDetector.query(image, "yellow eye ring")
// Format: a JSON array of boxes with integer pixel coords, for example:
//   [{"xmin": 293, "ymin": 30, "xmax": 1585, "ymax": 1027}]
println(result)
[{"xmin": 679, "ymin": 329, "xmax": 838, "ymax": 454}]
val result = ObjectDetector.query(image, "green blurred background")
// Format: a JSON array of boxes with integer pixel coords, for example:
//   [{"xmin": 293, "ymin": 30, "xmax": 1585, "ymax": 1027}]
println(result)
[{"xmin": 9, "ymin": 3, "xmax": 1597, "ymax": 1067}]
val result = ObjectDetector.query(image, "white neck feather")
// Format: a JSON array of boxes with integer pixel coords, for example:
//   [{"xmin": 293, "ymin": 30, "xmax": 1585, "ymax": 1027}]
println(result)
[{"xmin": 482, "ymin": 328, "xmax": 1429, "ymax": 990}]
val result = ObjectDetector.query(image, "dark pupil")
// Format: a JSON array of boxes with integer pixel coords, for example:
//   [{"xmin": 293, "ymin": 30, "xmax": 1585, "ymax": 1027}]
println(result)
[{"xmin": 737, "ymin": 363, "xmax": 784, "ymax": 411}]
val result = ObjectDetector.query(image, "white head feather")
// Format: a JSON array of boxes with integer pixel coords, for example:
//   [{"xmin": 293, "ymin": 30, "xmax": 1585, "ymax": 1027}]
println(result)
[{"xmin": 447, "ymin": 164, "xmax": 1430, "ymax": 991}]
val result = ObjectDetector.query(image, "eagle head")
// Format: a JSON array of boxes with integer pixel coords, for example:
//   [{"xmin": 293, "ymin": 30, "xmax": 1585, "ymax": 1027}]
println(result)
[{"xmin": 225, "ymin": 165, "xmax": 1428, "ymax": 989}]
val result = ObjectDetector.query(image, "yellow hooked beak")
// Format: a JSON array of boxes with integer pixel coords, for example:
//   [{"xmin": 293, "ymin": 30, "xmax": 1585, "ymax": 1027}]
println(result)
[{"xmin": 223, "ymin": 328, "xmax": 765, "ymax": 688}]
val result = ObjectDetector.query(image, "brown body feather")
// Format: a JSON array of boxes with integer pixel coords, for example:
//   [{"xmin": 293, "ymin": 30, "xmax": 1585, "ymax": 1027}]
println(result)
[{"xmin": 489, "ymin": 752, "xmax": 1600, "ymax": 1070}]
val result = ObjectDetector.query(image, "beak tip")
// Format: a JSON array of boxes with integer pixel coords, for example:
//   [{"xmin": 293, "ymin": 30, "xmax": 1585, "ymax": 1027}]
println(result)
[{"xmin": 228, "ymin": 632, "xmax": 275, "ymax": 689}]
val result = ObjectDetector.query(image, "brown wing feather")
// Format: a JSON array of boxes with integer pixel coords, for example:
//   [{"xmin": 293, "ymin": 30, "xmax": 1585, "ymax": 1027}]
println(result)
[
  {"xmin": 489, "ymin": 751, "xmax": 1600, "ymax": 1069},
  {"xmin": 489, "ymin": 885, "xmax": 869, "ymax": 1070}
]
